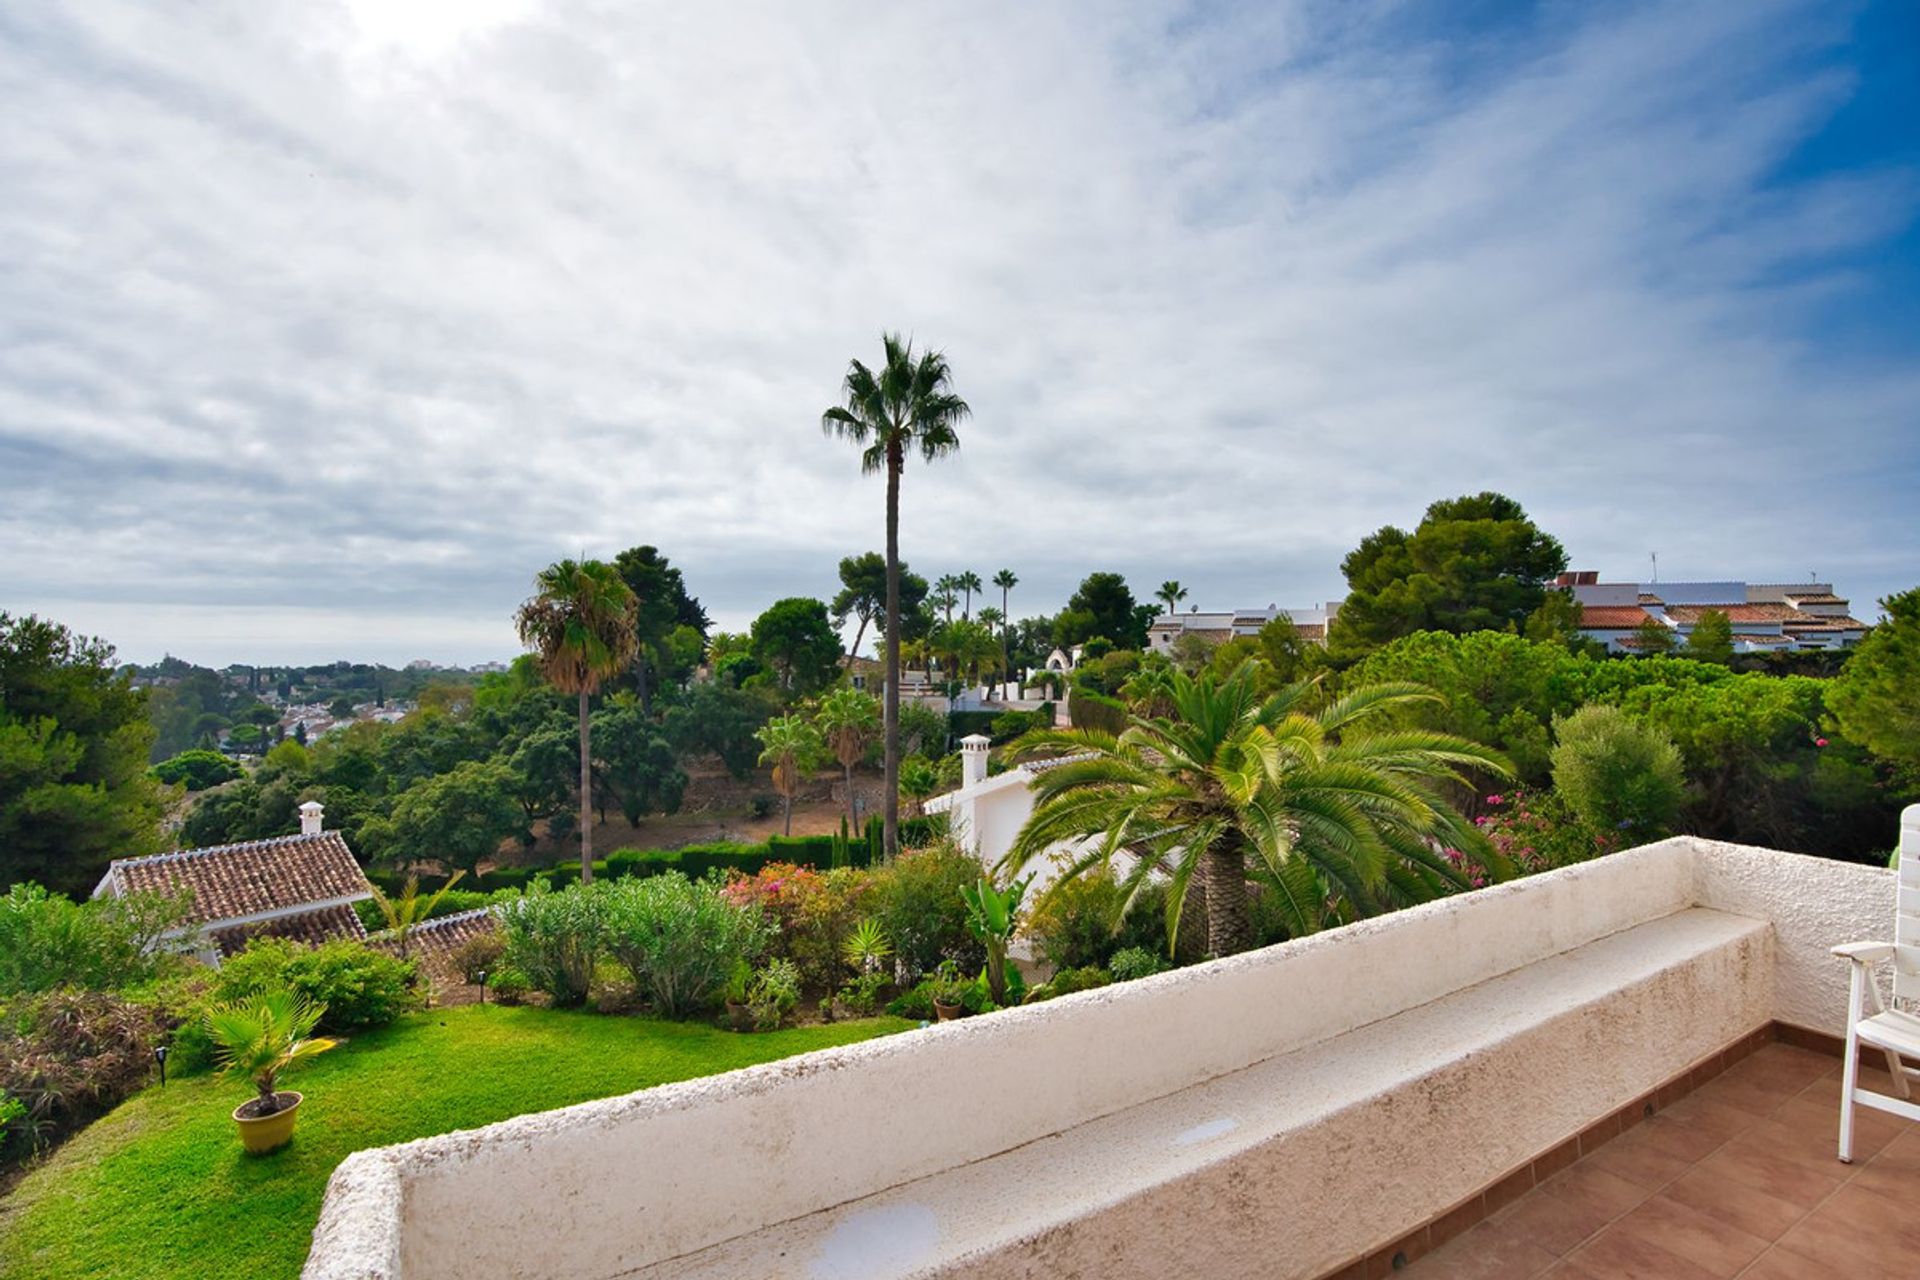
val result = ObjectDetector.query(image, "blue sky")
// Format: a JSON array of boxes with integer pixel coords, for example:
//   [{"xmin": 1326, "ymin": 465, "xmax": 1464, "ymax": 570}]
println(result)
[{"xmin": 1, "ymin": 0, "xmax": 1915, "ymax": 665}]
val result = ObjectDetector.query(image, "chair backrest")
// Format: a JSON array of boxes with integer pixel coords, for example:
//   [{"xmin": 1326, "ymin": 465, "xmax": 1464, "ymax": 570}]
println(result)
[{"xmin": 1899, "ymin": 806, "xmax": 1920, "ymax": 1007}]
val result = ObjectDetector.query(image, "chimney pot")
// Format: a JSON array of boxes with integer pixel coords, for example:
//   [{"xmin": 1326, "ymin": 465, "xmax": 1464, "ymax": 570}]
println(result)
[{"xmin": 299, "ymin": 800, "xmax": 325, "ymax": 836}]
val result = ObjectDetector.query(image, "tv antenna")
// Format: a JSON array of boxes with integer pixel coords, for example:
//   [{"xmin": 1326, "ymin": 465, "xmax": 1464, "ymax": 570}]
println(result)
[{"xmin": 1649, "ymin": 552, "xmax": 1658, "ymax": 584}]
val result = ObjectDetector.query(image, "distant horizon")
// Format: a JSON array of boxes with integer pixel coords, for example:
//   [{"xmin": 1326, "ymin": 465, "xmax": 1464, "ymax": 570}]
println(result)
[{"xmin": 16, "ymin": 555, "xmax": 1897, "ymax": 671}]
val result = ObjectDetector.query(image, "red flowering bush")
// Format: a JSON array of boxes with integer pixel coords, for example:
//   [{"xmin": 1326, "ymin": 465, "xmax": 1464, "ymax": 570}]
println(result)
[
  {"xmin": 722, "ymin": 864, "xmax": 873, "ymax": 991},
  {"xmin": 1467, "ymin": 788, "xmax": 1616, "ymax": 878}
]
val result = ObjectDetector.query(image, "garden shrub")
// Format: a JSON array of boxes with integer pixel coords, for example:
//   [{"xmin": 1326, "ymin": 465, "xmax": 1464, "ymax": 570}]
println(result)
[
  {"xmin": 722, "ymin": 864, "xmax": 873, "ymax": 990},
  {"xmin": 885, "ymin": 979, "xmax": 938, "ymax": 1020},
  {"xmin": 449, "ymin": 931, "xmax": 505, "ymax": 984},
  {"xmin": 746, "ymin": 958, "xmax": 801, "ymax": 1030},
  {"xmin": 1108, "ymin": 946, "xmax": 1170, "ymax": 982},
  {"xmin": 1024, "ymin": 871, "xmax": 1129, "ymax": 970},
  {"xmin": 498, "ymin": 881, "xmax": 609, "ymax": 1007},
  {"xmin": 1067, "ymin": 690, "xmax": 1129, "ymax": 735},
  {"xmin": 210, "ymin": 938, "xmax": 422, "ymax": 1033},
  {"xmin": 947, "ymin": 710, "xmax": 1000, "ymax": 741},
  {"xmin": 602, "ymin": 874, "xmax": 770, "ymax": 1016},
  {"xmin": 487, "ymin": 966, "xmax": 530, "ymax": 1004},
  {"xmin": 987, "ymin": 708, "xmax": 1051, "ymax": 742},
  {"xmin": 1474, "ymin": 788, "xmax": 1612, "ymax": 875},
  {"xmin": 834, "ymin": 971, "xmax": 890, "ymax": 1016},
  {"xmin": 1025, "ymin": 965, "xmax": 1110, "ymax": 1002},
  {"xmin": 1, "ymin": 991, "xmax": 164, "ymax": 1167},
  {"xmin": 870, "ymin": 841, "xmax": 985, "ymax": 978},
  {"xmin": 1550, "ymin": 704, "xmax": 1687, "ymax": 841},
  {"xmin": 0, "ymin": 883, "xmax": 197, "ymax": 997}
]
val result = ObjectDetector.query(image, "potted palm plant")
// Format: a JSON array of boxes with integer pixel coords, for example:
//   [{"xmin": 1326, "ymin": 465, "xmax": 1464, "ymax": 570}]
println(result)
[
  {"xmin": 205, "ymin": 990, "xmax": 337, "ymax": 1154},
  {"xmin": 929, "ymin": 960, "xmax": 966, "ymax": 1021}
]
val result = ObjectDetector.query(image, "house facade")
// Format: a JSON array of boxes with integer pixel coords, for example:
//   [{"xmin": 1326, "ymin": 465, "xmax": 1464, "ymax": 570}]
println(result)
[
  {"xmin": 1145, "ymin": 602, "xmax": 1341, "ymax": 657},
  {"xmin": 1554, "ymin": 572, "xmax": 1871, "ymax": 654}
]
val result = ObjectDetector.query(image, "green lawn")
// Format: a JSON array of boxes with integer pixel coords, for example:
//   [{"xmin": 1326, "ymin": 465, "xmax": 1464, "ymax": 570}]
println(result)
[{"xmin": 0, "ymin": 1005, "xmax": 911, "ymax": 1280}]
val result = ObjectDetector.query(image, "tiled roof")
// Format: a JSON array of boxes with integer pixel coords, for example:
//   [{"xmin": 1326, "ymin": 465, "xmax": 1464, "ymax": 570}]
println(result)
[
  {"xmin": 1732, "ymin": 634, "xmax": 1796, "ymax": 647},
  {"xmin": 1783, "ymin": 618, "xmax": 1867, "ymax": 632},
  {"xmin": 372, "ymin": 908, "xmax": 500, "ymax": 988},
  {"xmin": 1637, "ymin": 593, "xmax": 1664, "ymax": 605},
  {"xmin": 106, "ymin": 831, "xmax": 370, "ymax": 924},
  {"xmin": 1664, "ymin": 604, "xmax": 1799, "ymax": 625},
  {"xmin": 1783, "ymin": 593, "xmax": 1847, "ymax": 605},
  {"xmin": 1579, "ymin": 606, "xmax": 1657, "ymax": 628},
  {"xmin": 1294, "ymin": 623, "xmax": 1328, "ymax": 641},
  {"xmin": 207, "ymin": 903, "xmax": 368, "ymax": 957}
]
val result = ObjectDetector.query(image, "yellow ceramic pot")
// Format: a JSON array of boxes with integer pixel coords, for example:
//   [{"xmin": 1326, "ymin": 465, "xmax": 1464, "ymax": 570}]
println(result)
[{"xmin": 233, "ymin": 1091, "xmax": 303, "ymax": 1155}]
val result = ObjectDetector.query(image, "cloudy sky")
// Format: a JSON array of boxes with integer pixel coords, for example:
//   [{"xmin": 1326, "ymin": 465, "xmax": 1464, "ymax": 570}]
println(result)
[{"xmin": 3, "ymin": 0, "xmax": 1916, "ymax": 666}]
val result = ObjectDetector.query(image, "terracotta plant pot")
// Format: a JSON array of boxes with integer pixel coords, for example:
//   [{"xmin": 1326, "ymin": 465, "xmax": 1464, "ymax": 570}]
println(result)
[
  {"xmin": 933, "ymin": 999, "xmax": 962, "ymax": 1022},
  {"xmin": 233, "ymin": 1091, "xmax": 303, "ymax": 1155}
]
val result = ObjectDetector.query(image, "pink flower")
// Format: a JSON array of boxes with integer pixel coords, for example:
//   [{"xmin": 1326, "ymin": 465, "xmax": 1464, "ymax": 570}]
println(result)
[
  {"xmin": 1814, "ymin": 737, "xmax": 1829, "ymax": 748},
  {"xmin": 1486, "ymin": 794, "xmax": 1504, "ymax": 806}
]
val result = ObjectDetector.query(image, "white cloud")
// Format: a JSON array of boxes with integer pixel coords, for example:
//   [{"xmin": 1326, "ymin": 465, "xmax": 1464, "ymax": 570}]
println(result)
[{"xmin": 1, "ymin": 0, "xmax": 1914, "ymax": 664}]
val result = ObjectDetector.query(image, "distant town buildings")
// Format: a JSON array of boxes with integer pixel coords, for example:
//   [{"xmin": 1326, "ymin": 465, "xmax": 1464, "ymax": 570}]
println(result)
[{"xmin": 1556, "ymin": 572, "xmax": 1869, "ymax": 654}]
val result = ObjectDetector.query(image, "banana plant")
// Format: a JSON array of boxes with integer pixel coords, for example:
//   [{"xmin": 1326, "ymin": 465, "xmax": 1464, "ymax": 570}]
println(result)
[{"xmin": 961, "ymin": 875, "xmax": 1030, "ymax": 1005}]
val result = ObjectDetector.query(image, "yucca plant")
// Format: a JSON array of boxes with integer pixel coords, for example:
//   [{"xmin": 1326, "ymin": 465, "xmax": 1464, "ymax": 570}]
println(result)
[
  {"xmin": 842, "ymin": 917, "xmax": 893, "ymax": 975},
  {"xmin": 204, "ymin": 991, "xmax": 336, "ymax": 1116}
]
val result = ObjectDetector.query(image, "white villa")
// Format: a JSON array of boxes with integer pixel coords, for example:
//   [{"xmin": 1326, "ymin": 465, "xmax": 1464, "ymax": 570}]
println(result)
[
  {"xmin": 1146, "ymin": 602, "xmax": 1342, "ymax": 656},
  {"xmin": 1555, "ymin": 572, "xmax": 1870, "ymax": 654}
]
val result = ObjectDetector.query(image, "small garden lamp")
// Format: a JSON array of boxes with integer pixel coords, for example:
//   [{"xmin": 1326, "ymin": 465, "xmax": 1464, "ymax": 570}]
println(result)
[
  {"xmin": 477, "ymin": 969, "xmax": 487, "ymax": 1006},
  {"xmin": 153, "ymin": 1043, "xmax": 170, "ymax": 1087}
]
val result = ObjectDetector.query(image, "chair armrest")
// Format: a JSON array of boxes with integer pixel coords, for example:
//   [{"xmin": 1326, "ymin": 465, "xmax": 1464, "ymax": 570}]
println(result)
[{"xmin": 1833, "ymin": 941, "xmax": 1897, "ymax": 963}]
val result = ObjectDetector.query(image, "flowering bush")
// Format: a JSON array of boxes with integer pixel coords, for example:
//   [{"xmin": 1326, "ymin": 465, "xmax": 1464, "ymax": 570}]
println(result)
[
  {"xmin": 1466, "ymin": 788, "xmax": 1616, "ymax": 879},
  {"xmin": 721, "ymin": 864, "xmax": 871, "ymax": 991}
]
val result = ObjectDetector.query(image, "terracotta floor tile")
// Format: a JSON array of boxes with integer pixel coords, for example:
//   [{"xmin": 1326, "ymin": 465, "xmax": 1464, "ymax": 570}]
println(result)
[
  {"xmin": 1689, "ymin": 1072, "xmax": 1799, "ymax": 1118},
  {"xmin": 1766, "ymin": 1092, "xmax": 1901, "ymax": 1163},
  {"xmin": 1721, "ymin": 1047, "xmax": 1832, "ymax": 1095},
  {"xmin": 1579, "ymin": 1129, "xmax": 1697, "ymax": 1191},
  {"xmin": 1655, "ymin": 1095, "xmax": 1760, "ymax": 1144},
  {"xmin": 1733, "ymin": 1244, "xmax": 1860, "ymax": 1280},
  {"xmin": 1538, "ymin": 1162, "xmax": 1654, "ymax": 1221},
  {"xmin": 1401, "ymin": 1219, "xmax": 1559, "ymax": 1280},
  {"xmin": 1565, "ymin": 1227, "xmax": 1719, "ymax": 1280},
  {"xmin": 1580, "ymin": 1196, "xmax": 1767, "ymax": 1278},
  {"xmin": 1717, "ymin": 1120, "xmax": 1854, "ymax": 1180},
  {"xmin": 1851, "ymin": 1123, "xmax": 1920, "ymax": 1200},
  {"xmin": 1770, "ymin": 1183, "xmax": 1920, "ymax": 1280},
  {"xmin": 1492, "ymin": 1182, "xmax": 1621, "ymax": 1257},
  {"xmin": 1536, "ymin": 1263, "xmax": 1609, "ymax": 1280},
  {"xmin": 1695, "ymin": 1141, "xmax": 1846, "ymax": 1208},
  {"xmin": 1633, "ymin": 1114, "xmax": 1736, "ymax": 1164},
  {"xmin": 1658, "ymin": 1168, "xmax": 1809, "ymax": 1242}
]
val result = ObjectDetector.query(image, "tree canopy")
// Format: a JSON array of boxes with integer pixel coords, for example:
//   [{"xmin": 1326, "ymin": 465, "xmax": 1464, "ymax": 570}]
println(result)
[
  {"xmin": 1827, "ymin": 587, "xmax": 1920, "ymax": 769},
  {"xmin": 1330, "ymin": 492, "xmax": 1568, "ymax": 661},
  {"xmin": 1055, "ymin": 572, "xmax": 1152, "ymax": 650},
  {"xmin": 749, "ymin": 597, "xmax": 842, "ymax": 695},
  {"xmin": 0, "ymin": 614, "xmax": 166, "ymax": 895}
]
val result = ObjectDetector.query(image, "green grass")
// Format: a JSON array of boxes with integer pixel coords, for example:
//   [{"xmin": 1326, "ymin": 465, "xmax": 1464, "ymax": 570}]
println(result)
[{"xmin": 0, "ymin": 1005, "xmax": 911, "ymax": 1280}]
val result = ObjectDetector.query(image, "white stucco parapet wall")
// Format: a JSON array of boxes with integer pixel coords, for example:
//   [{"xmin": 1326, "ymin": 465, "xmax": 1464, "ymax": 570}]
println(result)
[{"xmin": 303, "ymin": 832, "xmax": 1902, "ymax": 1280}]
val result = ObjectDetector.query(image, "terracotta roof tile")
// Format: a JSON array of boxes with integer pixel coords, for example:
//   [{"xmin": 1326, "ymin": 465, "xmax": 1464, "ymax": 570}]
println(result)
[
  {"xmin": 1664, "ymin": 604, "xmax": 1799, "ymax": 625},
  {"xmin": 372, "ymin": 908, "xmax": 500, "ymax": 987},
  {"xmin": 207, "ymin": 903, "xmax": 368, "ymax": 957},
  {"xmin": 108, "ymin": 831, "xmax": 370, "ymax": 924},
  {"xmin": 1578, "ymin": 606, "xmax": 1657, "ymax": 628}
]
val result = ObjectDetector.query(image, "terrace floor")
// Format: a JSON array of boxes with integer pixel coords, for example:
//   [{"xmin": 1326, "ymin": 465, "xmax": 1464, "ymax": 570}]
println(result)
[{"xmin": 1403, "ymin": 1042, "xmax": 1919, "ymax": 1279}]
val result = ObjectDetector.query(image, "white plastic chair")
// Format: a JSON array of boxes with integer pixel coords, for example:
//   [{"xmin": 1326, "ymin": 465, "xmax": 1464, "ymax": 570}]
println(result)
[{"xmin": 1834, "ymin": 804, "xmax": 1920, "ymax": 1162}]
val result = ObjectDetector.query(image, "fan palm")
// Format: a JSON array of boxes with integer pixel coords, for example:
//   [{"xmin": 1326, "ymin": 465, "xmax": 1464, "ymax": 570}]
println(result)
[
  {"xmin": 756, "ymin": 714, "xmax": 823, "ymax": 836},
  {"xmin": 978, "ymin": 607, "xmax": 1005, "ymax": 688},
  {"xmin": 1156, "ymin": 581, "xmax": 1188, "ymax": 616},
  {"xmin": 1001, "ymin": 662, "xmax": 1513, "ymax": 958},
  {"xmin": 821, "ymin": 333, "xmax": 969, "ymax": 858},
  {"xmin": 956, "ymin": 570, "xmax": 983, "ymax": 619},
  {"xmin": 515, "ymin": 558, "xmax": 638, "ymax": 884},
  {"xmin": 814, "ymin": 685, "xmax": 881, "ymax": 825},
  {"xmin": 204, "ymin": 990, "xmax": 336, "ymax": 1115}
]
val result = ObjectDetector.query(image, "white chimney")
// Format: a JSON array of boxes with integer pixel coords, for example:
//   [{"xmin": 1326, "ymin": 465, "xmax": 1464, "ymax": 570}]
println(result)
[
  {"xmin": 299, "ymin": 800, "xmax": 325, "ymax": 836},
  {"xmin": 960, "ymin": 734, "xmax": 991, "ymax": 790}
]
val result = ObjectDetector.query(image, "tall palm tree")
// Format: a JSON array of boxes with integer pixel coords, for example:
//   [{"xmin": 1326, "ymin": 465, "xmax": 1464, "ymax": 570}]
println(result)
[
  {"xmin": 934, "ymin": 575, "xmax": 959, "ymax": 626},
  {"xmin": 1002, "ymin": 662, "xmax": 1512, "ymax": 958},
  {"xmin": 756, "ymin": 714, "xmax": 823, "ymax": 837},
  {"xmin": 515, "ymin": 558, "xmax": 638, "ymax": 884},
  {"xmin": 1155, "ymin": 580, "xmax": 1188, "ymax": 616},
  {"xmin": 813, "ymin": 685, "xmax": 881, "ymax": 825},
  {"xmin": 822, "ymin": 333, "xmax": 969, "ymax": 858},
  {"xmin": 993, "ymin": 568, "xmax": 1018, "ymax": 619},
  {"xmin": 978, "ymin": 606, "xmax": 1005, "ymax": 690},
  {"xmin": 956, "ymin": 570, "xmax": 983, "ymax": 619}
]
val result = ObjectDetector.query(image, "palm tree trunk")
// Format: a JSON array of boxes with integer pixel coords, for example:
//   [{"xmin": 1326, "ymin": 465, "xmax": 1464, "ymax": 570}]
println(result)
[
  {"xmin": 783, "ymin": 790, "xmax": 793, "ymax": 837},
  {"xmin": 883, "ymin": 447, "xmax": 902, "ymax": 859},
  {"xmin": 1202, "ymin": 838, "xmax": 1253, "ymax": 957},
  {"xmin": 843, "ymin": 760, "xmax": 856, "ymax": 826},
  {"xmin": 577, "ymin": 687, "xmax": 593, "ymax": 885}
]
